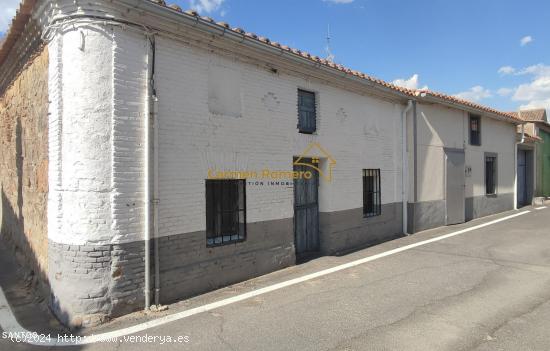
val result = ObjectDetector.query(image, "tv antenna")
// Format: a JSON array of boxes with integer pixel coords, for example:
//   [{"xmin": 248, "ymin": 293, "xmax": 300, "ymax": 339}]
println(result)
[{"xmin": 325, "ymin": 24, "xmax": 335, "ymax": 62}]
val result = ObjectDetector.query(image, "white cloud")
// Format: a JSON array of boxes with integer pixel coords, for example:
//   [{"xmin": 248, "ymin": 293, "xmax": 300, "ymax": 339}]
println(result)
[
  {"xmin": 498, "ymin": 66, "xmax": 515, "ymax": 75},
  {"xmin": 516, "ymin": 63, "xmax": 550, "ymax": 77},
  {"xmin": 511, "ymin": 64, "xmax": 550, "ymax": 110},
  {"xmin": 454, "ymin": 86, "xmax": 492, "ymax": 102},
  {"xmin": 323, "ymin": 0, "xmax": 354, "ymax": 3},
  {"xmin": 520, "ymin": 35, "xmax": 533, "ymax": 46},
  {"xmin": 0, "ymin": 0, "xmax": 20, "ymax": 34},
  {"xmin": 189, "ymin": 0, "xmax": 225, "ymax": 13},
  {"xmin": 496, "ymin": 63, "xmax": 550, "ymax": 111},
  {"xmin": 392, "ymin": 74, "xmax": 428, "ymax": 90},
  {"xmin": 497, "ymin": 88, "xmax": 513, "ymax": 96}
]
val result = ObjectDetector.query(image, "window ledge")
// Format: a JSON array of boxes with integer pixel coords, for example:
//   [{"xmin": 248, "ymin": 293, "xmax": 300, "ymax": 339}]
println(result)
[{"xmin": 207, "ymin": 235, "xmax": 246, "ymax": 247}]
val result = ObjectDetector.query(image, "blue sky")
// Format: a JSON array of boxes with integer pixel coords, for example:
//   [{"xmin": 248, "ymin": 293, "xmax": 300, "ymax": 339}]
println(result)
[
  {"xmin": 1, "ymin": 0, "xmax": 549, "ymax": 112},
  {"xmin": 182, "ymin": 0, "xmax": 550, "ymax": 113}
]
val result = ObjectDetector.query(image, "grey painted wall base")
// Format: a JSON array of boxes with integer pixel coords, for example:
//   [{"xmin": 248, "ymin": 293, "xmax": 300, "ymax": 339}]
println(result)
[
  {"xmin": 47, "ymin": 218, "xmax": 295, "ymax": 328},
  {"xmin": 158, "ymin": 217, "xmax": 295, "ymax": 304},
  {"xmin": 45, "ymin": 204, "xmax": 431, "ymax": 326},
  {"xmin": 319, "ymin": 202, "xmax": 404, "ymax": 255},
  {"xmin": 408, "ymin": 193, "xmax": 515, "ymax": 233},
  {"xmin": 46, "ymin": 193, "xmax": 515, "ymax": 327},
  {"xmin": 465, "ymin": 193, "xmax": 514, "ymax": 221},
  {"xmin": 408, "ymin": 200, "xmax": 446, "ymax": 233}
]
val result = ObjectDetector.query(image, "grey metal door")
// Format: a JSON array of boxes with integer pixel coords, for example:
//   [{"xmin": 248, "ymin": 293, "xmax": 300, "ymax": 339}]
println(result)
[
  {"xmin": 517, "ymin": 150, "xmax": 527, "ymax": 206},
  {"xmin": 294, "ymin": 159, "xmax": 319, "ymax": 256},
  {"xmin": 445, "ymin": 149, "xmax": 465, "ymax": 225}
]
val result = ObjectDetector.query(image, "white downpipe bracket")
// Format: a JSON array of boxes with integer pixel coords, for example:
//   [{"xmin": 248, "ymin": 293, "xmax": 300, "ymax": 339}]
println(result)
[{"xmin": 401, "ymin": 100, "xmax": 414, "ymax": 235}]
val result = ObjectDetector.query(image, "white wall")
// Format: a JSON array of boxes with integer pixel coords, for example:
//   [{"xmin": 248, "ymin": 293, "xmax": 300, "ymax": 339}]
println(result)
[
  {"xmin": 48, "ymin": 22, "xmax": 518, "ymax": 246},
  {"xmin": 48, "ymin": 24, "xmax": 405, "ymax": 245},
  {"xmin": 48, "ymin": 24, "xmax": 149, "ymax": 245},
  {"xmin": 49, "ymin": 25, "xmax": 114, "ymax": 245},
  {"xmin": 466, "ymin": 116, "xmax": 515, "ymax": 197},
  {"xmin": 415, "ymin": 103, "xmax": 516, "ymax": 202},
  {"xmin": 154, "ymin": 34, "xmax": 404, "ymax": 238}
]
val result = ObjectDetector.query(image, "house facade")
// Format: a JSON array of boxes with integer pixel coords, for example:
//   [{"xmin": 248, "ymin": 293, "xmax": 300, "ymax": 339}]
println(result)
[
  {"xmin": 408, "ymin": 102, "xmax": 518, "ymax": 232},
  {"xmin": 0, "ymin": 0, "xmax": 523, "ymax": 327}
]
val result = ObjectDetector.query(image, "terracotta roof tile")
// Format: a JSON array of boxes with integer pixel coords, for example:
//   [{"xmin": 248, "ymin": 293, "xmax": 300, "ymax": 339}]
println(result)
[
  {"xmin": 0, "ymin": 0, "xmax": 525, "ymax": 124},
  {"xmin": 168, "ymin": 4, "xmax": 182, "ymax": 12},
  {"xmin": 158, "ymin": 0, "xmax": 520, "ymax": 122},
  {"xmin": 417, "ymin": 89, "xmax": 520, "ymax": 122},
  {"xmin": 520, "ymin": 131, "xmax": 542, "ymax": 142},
  {"xmin": 0, "ymin": 0, "xmax": 36, "ymax": 69},
  {"xmin": 512, "ymin": 109, "xmax": 547, "ymax": 122}
]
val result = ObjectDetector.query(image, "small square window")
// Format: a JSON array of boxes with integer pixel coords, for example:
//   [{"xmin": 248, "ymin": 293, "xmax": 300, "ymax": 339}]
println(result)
[
  {"xmin": 298, "ymin": 89, "xmax": 316, "ymax": 134},
  {"xmin": 485, "ymin": 154, "xmax": 497, "ymax": 195},
  {"xmin": 363, "ymin": 169, "xmax": 381, "ymax": 217},
  {"xmin": 205, "ymin": 179, "xmax": 246, "ymax": 246},
  {"xmin": 469, "ymin": 115, "xmax": 481, "ymax": 146}
]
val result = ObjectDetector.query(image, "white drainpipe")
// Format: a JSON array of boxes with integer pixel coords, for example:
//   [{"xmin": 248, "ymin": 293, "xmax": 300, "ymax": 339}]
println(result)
[
  {"xmin": 144, "ymin": 53, "xmax": 152, "ymax": 310},
  {"xmin": 402, "ymin": 100, "xmax": 414, "ymax": 234},
  {"xmin": 145, "ymin": 34, "xmax": 160, "ymax": 309},
  {"xmin": 152, "ymin": 94, "xmax": 160, "ymax": 306}
]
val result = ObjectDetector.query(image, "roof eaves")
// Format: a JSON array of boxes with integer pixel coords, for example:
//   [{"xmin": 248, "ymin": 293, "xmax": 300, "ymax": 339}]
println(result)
[
  {"xmin": 148, "ymin": 2, "xmax": 522, "ymax": 124},
  {"xmin": 417, "ymin": 90, "xmax": 523, "ymax": 124},
  {"xmin": 0, "ymin": 0, "xmax": 36, "ymax": 69},
  {"xmin": 0, "ymin": 0, "xmax": 524, "ymax": 125}
]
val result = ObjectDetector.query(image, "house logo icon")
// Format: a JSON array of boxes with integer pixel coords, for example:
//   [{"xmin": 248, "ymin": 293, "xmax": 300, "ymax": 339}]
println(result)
[{"xmin": 293, "ymin": 142, "xmax": 336, "ymax": 182}]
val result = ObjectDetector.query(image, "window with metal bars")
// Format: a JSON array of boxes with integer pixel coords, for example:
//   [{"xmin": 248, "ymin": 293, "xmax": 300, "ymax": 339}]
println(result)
[
  {"xmin": 485, "ymin": 154, "xmax": 497, "ymax": 195},
  {"xmin": 205, "ymin": 179, "xmax": 246, "ymax": 247},
  {"xmin": 363, "ymin": 169, "xmax": 381, "ymax": 217},
  {"xmin": 297, "ymin": 89, "xmax": 317, "ymax": 134},
  {"xmin": 469, "ymin": 114, "xmax": 481, "ymax": 146}
]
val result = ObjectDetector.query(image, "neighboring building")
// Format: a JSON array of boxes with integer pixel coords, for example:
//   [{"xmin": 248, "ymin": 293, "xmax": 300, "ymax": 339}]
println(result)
[
  {"xmin": 513, "ymin": 110, "xmax": 545, "ymax": 207},
  {"xmin": 0, "ymin": 0, "xmax": 522, "ymax": 327},
  {"xmin": 408, "ymin": 100, "xmax": 520, "ymax": 232},
  {"xmin": 512, "ymin": 109, "xmax": 550, "ymax": 202},
  {"xmin": 513, "ymin": 109, "xmax": 550, "ymax": 201}
]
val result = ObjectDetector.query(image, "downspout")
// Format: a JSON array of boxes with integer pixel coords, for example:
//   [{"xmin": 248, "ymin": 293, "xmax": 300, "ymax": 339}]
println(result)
[
  {"xmin": 514, "ymin": 122, "xmax": 525, "ymax": 210},
  {"xmin": 402, "ymin": 100, "xmax": 414, "ymax": 234},
  {"xmin": 144, "ymin": 36, "xmax": 152, "ymax": 311},
  {"xmin": 519, "ymin": 122, "xmax": 525, "ymax": 144},
  {"xmin": 145, "ymin": 33, "xmax": 161, "ymax": 309},
  {"xmin": 151, "ymin": 36, "xmax": 161, "ymax": 308},
  {"xmin": 153, "ymin": 91, "xmax": 161, "ymax": 307}
]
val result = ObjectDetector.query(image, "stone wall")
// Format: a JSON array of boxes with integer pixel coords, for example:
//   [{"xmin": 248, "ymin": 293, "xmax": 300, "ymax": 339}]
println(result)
[{"xmin": 0, "ymin": 46, "xmax": 49, "ymax": 278}]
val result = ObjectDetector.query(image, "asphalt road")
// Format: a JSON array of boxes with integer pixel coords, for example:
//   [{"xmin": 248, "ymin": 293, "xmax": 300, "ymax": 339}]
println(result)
[{"xmin": 2, "ymin": 206, "xmax": 550, "ymax": 351}]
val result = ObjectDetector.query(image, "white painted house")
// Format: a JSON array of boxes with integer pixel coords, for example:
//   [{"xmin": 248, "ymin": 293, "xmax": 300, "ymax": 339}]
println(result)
[{"xmin": 0, "ymin": 0, "xmax": 523, "ymax": 327}]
